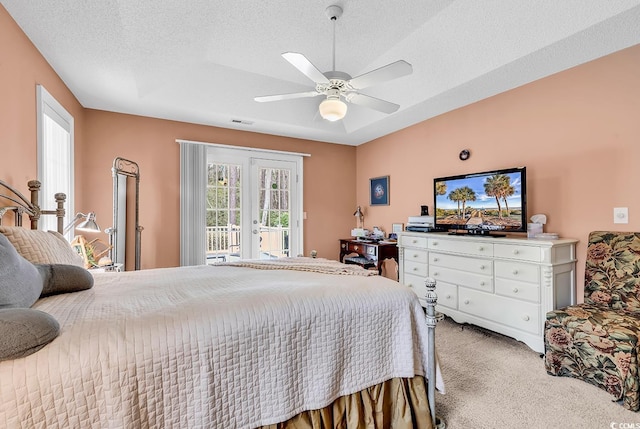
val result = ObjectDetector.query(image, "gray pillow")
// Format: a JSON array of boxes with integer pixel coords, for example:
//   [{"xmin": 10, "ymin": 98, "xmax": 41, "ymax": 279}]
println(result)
[
  {"xmin": 0, "ymin": 308, "xmax": 60, "ymax": 361},
  {"xmin": 35, "ymin": 264, "xmax": 94, "ymax": 297},
  {"xmin": 0, "ymin": 233, "xmax": 43, "ymax": 308}
]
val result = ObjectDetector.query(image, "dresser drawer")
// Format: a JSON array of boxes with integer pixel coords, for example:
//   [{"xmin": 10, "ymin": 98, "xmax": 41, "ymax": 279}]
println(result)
[
  {"xmin": 459, "ymin": 288, "xmax": 541, "ymax": 334},
  {"xmin": 430, "ymin": 266, "xmax": 493, "ymax": 293},
  {"xmin": 494, "ymin": 261, "xmax": 539, "ymax": 283},
  {"xmin": 400, "ymin": 235, "xmax": 428, "ymax": 249},
  {"xmin": 403, "ymin": 272, "xmax": 427, "ymax": 300},
  {"xmin": 404, "ymin": 248, "xmax": 428, "ymax": 264},
  {"xmin": 429, "ymin": 238, "xmax": 493, "ymax": 257},
  {"xmin": 494, "ymin": 243, "xmax": 541, "ymax": 262},
  {"xmin": 345, "ymin": 241, "xmax": 376, "ymax": 256},
  {"xmin": 404, "ymin": 260, "xmax": 428, "ymax": 277},
  {"xmin": 435, "ymin": 280, "xmax": 458, "ymax": 310},
  {"xmin": 430, "ymin": 252, "xmax": 492, "ymax": 276},
  {"xmin": 495, "ymin": 278, "xmax": 540, "ymax": 303}
]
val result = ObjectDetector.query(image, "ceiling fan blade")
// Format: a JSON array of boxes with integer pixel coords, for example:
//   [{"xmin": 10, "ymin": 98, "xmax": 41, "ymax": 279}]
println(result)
[
  {"xmin": 254, "ymin": 91, "xmax": 321, "ymax": 103},
  {"xmin": 346, "ymin": 93, "xmax": 400, "ymax": 114},
  {"xmin": 348, "ymin": 60, "xmax": 413, "ymax": 89},
  {"xmin": 282, "ymin": 52, "xmax": 330, "ymax": 84}
]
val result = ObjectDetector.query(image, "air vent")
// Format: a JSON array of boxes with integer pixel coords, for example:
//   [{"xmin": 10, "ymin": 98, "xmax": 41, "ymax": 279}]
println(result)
[{"xmin": 230, "ymin": 119, "xmax": 254, "ymax": 125}]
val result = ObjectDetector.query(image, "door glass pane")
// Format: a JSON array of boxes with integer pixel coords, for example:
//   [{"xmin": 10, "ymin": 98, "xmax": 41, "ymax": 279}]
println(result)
[
  {"xmin": 206, "ymin": 162, "xmax": 241, "ymax": 264},
  {"xmin": 259, "ymin": 167, "xmax": 290, "ymax": 259}
]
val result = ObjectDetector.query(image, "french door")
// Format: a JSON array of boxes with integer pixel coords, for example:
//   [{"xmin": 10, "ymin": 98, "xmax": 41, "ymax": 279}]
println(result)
[{"xmin": 204, "ymin": 146, "xmax": 302, "ymax": 263}]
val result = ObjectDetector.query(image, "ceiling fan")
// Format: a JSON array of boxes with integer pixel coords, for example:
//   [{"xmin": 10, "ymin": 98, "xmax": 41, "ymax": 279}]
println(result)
[{"xmin": 254, "ymin": 5, "xmax": 413, "ymax": 122}]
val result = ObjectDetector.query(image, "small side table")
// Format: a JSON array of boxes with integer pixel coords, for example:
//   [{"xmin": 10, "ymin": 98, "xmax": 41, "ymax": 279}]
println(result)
[{"xmin": 339, "ymin": 239, "xmax": 398, "ymax": 276}]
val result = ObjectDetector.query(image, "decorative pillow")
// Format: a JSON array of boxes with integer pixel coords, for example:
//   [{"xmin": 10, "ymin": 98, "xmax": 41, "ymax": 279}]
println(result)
[
  {"xmin": 0, "ymin": 233, "xmax": 43, "ymax": 308},
  {"xmin": 35, "ymin": 264, "xmax": 94, "ymax": 297},
  {"xmin": 0, "ymin": 226, "xmax": 83, "ymax": 267},
  {"xmin": 0, "ymin": 308, "xmax": 60, "ymax": 361}
]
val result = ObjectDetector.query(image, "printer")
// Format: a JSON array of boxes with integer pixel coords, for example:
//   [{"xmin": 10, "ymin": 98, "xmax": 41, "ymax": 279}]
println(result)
[{"xmin": 405, "ymin": 215, "xmax": 436, "ymax": 232}]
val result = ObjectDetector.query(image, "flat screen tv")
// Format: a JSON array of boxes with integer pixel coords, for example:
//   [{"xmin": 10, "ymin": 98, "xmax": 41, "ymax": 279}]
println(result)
[{"xmin": 433, "ymin": 166, "xmax": 527, "ymax": 235}]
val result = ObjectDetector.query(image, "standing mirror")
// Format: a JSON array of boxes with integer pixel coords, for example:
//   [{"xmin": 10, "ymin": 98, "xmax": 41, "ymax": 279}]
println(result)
[{"xmin": 108, "ymin": 157, "xmax": 142, "ymax": 270}]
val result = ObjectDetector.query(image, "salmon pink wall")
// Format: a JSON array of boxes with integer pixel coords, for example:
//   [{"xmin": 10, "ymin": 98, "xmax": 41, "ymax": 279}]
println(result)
[
  {"xmin": 0, "ymin": 4, "xmax": 86, "ymax": 197},
  {"xmin": 356, "ymin": 44, "xmax": 640, "ymax": 299},
  {"xmin": 1, "ymin": 5, "xmax": 356, "ymax": 269},
  {"xmin": 3, "ymin": 1, "xmax": 640, "ymax": 293},
  {"xmin": 82, "ymin": 110, "xmax": 356, "ymax": 269}
]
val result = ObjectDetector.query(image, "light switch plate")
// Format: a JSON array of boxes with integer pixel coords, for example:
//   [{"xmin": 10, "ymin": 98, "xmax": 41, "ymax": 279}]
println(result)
[{"xmin": 614, "ymin": 207, "xmax": 629, "ymax": 224}]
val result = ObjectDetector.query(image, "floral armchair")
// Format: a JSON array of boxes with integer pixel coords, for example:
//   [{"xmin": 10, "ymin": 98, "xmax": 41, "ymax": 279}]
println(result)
[{"xmin": 545, "ymin": 231, "xmax": 640, "ymax": 411}]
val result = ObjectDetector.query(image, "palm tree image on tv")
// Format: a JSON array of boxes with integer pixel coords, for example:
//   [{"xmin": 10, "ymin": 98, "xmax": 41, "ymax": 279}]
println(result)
[
  {"xmin": 435, "ymin": 172, "xmax": 523, "ymax": 230},
  {"xmin": 484, "ymin": 174, "xmax": 515, "ymax": 218},
  {"xmin": 447, "ymin": 186, "xmax": 476, "ymax": 220}
]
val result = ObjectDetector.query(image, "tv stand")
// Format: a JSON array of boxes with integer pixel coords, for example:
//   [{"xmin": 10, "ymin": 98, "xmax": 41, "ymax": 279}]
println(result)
[{"xmin": 397, "ymin": 231, "xmax": 578, "ymax": 353}]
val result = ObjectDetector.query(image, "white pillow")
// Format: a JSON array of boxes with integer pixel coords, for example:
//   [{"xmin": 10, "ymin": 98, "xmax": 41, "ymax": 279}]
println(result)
[{"xmin": 0, "ymin": 226, "xmax": 84, "ymax": 267}]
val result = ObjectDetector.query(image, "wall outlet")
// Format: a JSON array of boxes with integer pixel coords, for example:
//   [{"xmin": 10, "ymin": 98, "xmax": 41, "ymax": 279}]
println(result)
[{"xmin": 614, "ymin": 207, "xmax": 629, "ymax": 224}]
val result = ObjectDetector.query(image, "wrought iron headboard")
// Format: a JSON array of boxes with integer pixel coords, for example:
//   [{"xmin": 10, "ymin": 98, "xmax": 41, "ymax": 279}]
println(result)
[{"xmin": 0, "ymin": 179, "xmax": 66, "ymax": 233}]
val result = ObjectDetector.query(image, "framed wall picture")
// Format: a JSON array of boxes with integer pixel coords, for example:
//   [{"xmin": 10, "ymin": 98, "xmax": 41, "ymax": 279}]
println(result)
[
  {"xmin": 369, "ymin": 176, "xmax": 390, "ymax": 206},
  {"xmin": 392, "ymin": 223, "xmax": 404, "ymax": 233}
]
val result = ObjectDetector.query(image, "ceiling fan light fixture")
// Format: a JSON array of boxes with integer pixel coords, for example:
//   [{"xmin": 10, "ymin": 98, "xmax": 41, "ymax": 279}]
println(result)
[
  {"xmin": 319, "ymin": 96, "xmax": 347, "ymax": 121},
  {"xmin": 255, "ymin": 4, "xmax": 412, "ymax": 120}
]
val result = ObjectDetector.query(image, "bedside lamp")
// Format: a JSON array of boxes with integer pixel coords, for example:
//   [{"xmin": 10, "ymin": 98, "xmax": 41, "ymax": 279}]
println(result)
[{"xmin": 63, "ymin": 212, "xmax": 100, "ymax": 234}]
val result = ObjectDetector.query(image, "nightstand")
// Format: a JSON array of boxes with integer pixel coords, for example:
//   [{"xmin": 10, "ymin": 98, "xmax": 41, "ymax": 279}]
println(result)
[{"xmin": 339, "ymin": 239, "xmax": 398, "ymax": 275}]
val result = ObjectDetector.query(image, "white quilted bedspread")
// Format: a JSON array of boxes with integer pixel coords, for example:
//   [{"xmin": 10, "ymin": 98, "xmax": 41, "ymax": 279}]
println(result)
[{"xmin": 0, "ymin": 264, "xmax": 443, "ymax": 429}]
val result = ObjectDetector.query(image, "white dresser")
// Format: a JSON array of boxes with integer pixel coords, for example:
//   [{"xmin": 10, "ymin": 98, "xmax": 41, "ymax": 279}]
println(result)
[{"xmin": 397, "ymin": 231, "xmax": 578, "ymax": 353}]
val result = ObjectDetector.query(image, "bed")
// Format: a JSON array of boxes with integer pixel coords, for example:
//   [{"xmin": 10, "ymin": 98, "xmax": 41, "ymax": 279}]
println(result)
[{"xmin": 0, "ymin": 179, "xmax": 444, "ymax": 429}]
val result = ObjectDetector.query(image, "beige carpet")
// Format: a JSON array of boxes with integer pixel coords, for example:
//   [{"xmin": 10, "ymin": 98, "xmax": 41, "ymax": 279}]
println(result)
[{"xmin": 434, "ymin": 317, "xmax": 640, "ymax": 428}]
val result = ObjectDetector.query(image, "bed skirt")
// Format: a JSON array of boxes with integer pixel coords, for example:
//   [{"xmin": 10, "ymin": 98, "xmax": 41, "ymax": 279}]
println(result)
[{"xmin": 259, "ymin": 376, "xmax": 432, "ymax": 429}]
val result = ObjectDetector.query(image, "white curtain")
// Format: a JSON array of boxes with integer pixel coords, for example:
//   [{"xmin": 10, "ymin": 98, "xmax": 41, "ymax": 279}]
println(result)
[
  {"xmin": 179, "ymin": 142, "xmax": 207, "ymax": 266},
  {"xmin": 37, "ymin": 85, "xmax": 74, "ymax": 236}
]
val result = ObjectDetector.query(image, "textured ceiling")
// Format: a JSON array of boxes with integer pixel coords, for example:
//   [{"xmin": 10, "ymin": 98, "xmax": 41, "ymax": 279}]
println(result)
[{"xmin": 3, "ymin": 0, "xmax": 640, "ymax": 145}]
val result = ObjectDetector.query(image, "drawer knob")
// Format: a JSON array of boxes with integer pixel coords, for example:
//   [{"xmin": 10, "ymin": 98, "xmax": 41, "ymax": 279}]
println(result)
[
  {"xmin": 479, "ymin": 265, "xmax": 485, "ymax": 270},
  {"xmin": 412, "ymin": 239, "xmax": 418, "ymax": 244},
  {"xmin": 446, "ymin": 294, "xmax": 452, "ymax": 299},
  {"xmin": 354, "ymin": 246, "xmax": 359, "ymax": 251},
  {"xmin": 512, "ymin": 269, "xmax": 519, "ymax": 275},
  {"xmin": 464, "ymin": 299, "xmax": 470, "ymax": 305},
  {"xmin": 433, "ymin": 241, "xmax": 438, "ymax": 246},
  {"xmin": 513, "ymin": 287, "xmax": 519, "ymax": 293},
  {"xmin": 478, "ymin": 246, "xmax": 484, "ymax": 251},
  {"xmin": 480, "ymin": 281, "xmax": 486, "ymax": 286},
  {"xmin": 415, "ymin": 254, "xmax": 421, "ymax": 258},
  {"xmin": 433, "ymin": 272, "xmax": 439, "ymax": 276},
  {"xmin": 433, "ymin": 257, "xmax": 439, "ymax": 262},
  {"xmin": 413, "ymin": 267, "xmax": 419, "ymax": 272},
  {"xmin": 513, "ymin": 249, "xmax": 519, "ymax": 255},
  {"xmin": 522, "ymin": 315, "xmax": 530, "ymax": 321}
]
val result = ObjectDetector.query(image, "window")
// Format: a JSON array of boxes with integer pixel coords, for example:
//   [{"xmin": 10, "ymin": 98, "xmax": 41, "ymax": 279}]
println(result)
[{"xmin": 36, "ymin": 85, "xmax": 74, "ymax": 237}]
